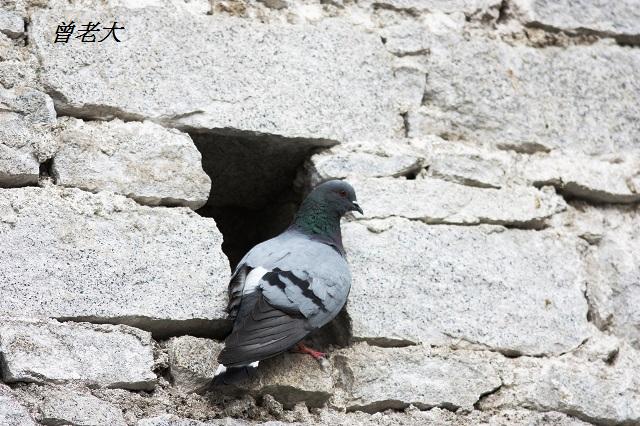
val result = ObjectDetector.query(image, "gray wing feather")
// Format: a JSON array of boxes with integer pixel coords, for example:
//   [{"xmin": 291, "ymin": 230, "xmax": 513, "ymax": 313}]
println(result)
[
  {"xmin": 256, "ymin": 234, "xmax": 351, "ymax": 328},
  {"xmin": 220, "ymin": 229, "xmax": 351, "ymax": 366}
]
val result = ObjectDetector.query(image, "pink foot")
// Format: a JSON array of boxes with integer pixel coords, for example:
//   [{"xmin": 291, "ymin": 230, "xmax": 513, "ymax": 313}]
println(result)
[{"xmin": 293, "ymin": 342, "xmax": 326, "ymax": 360}]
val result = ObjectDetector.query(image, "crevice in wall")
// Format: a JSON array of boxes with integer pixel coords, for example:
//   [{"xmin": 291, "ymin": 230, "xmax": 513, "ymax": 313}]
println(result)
[
  {"xmin": 356, "ymin": 214, "xmax": 552, "ymax": 231},
  {"xmin": 38, "ymin": 158, "xmax": 55, "ymax": 183},
  {"xmin": 473, "ymin": 382, "xmax": 503, "ymax": 410},
  {"xmin": 400, "ymin": 112, "xmax": 409, "ymax": 138},
  {"xmin": 190, "ymin": 131, "xmax": 332, "ymax": 268},
  {"xmin": 49, "ymin": 95, "xmax": 147, "ymax": 123},
  {"xmin": 531, "ymin": 180, "xmax": 640, "ymax": 205},
  {"xmin": 371, "ymin": 2, "xmax": 420, "ymax": 18},
  {"xmin": 525, "ymin": 22, "xmax": 640, "ymax": 48},
  {"xmin": 54, "ymin": 315, "xmax": 231, "ymax": 341},
  {"xmin": 0, "ymin": 174, "xmax": 39, "ymax": 188},
  {"xmin": 496, "ymin": 0, "xmax": 510, "ymax": 24}
]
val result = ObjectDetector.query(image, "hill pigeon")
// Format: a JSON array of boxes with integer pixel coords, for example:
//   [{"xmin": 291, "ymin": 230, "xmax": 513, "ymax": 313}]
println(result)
[{"xmin": 213, "ymin": 180, "xmax": 362, "ymax": 385}]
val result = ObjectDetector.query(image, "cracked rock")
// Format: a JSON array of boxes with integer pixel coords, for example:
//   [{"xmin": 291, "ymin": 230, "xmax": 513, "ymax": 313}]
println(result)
[
  {"xmin": 167, "ymin": 336, "xmax": 222, "ymax": 393},
  {"xmin": 513, "ymin": 0, "xmax": 640, "ymax": 43},
  {"xmin": 54, "ymin": 117, "xmax": 211, "ymax": 209},
  {"xmin": 0, "ymin": 318, "xmax": 156, "ymax": 390},
  {"xmin": 138, "ymin": 415, "xmax": 250, "ymax": 425},
  {"xmin": 0, "ymin": 9, "xmax": 23, "ymax": 38},
  {"xmin": 239, "ymin": 353, "xmax": 334, "ymax": 409},
  {"xmin": 0, "ymin": 185, "xmax": 230, "ymax": 338},
  {"xmin": 0, "ymin": 384, "xmax": 37, "ymax": 426},
  {"xmin": 577, "ymin": 206, "xmax": 640, "ymax": 349},
  {"xmin": 372, "ymin": 0, "xmax": 500, "ymax": 16},
  {"xmin": 305, "ymin": 141, "xmax": 424, "ymax": 186},
  {"xmin": 0, "ymin": 86, "xmax": 56, "ymax": 186},
  {"xmin": 343, "ymin": 218, "xmax": 592, "ymax": 355},
  {"xmin": 13, "ymin": 384, "xmax": 127, "ymax": 426},
  {"xmin": 334, "ymin": 343, "xmax": 503, "ymax": 413},
  {"xmin": 0, "ymin": 33, "xmax": 39, "ymax": 89},
  {"xmin": 31, "ymin": 1, "xmax": 404, "ymax": 142},
  {"xmin": 521, "ymin": 153, "xmax": 640, "ymax": 203},
  {"xmin": 351, "ymin": 176, "xmax": 565, "ymax": 228},
  {"xmin": 320, "ymin": 406, "xmax": 590, "ymax": 425},
  {"xmin": 165, "ymin": 339, "xmax": 333, "ymax": 408},
  {"xmin": 480, "ymin": 339, "xmax": 640, "ymax": 425},
  {"xmin": 409, "ymin": 37, "xmax": 640, "ymax": 156},
  {"xmin": 411, "ymin": 137, "xmax": 514, "ymax": 189}
]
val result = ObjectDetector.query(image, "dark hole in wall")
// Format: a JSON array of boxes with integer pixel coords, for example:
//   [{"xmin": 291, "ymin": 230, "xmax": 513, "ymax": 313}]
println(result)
[
  {"xmin": 191, "ymin": 131, "xmax": 350, "ymax": 348},
  {"xmin": 190, "ymin": 131, "xmax": 332, "ymax": 269}
]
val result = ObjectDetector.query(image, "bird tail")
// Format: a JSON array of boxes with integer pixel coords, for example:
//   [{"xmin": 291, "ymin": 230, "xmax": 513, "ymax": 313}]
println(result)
[{"xmin": 212, "ymin": 361, "xmax": 259, "ymax": 386}]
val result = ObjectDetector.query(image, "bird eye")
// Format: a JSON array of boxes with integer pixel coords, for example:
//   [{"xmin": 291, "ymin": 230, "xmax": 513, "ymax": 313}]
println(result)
[{"xmin": 338, "ymin": 190, "xmax": 347, "ymax": 197}]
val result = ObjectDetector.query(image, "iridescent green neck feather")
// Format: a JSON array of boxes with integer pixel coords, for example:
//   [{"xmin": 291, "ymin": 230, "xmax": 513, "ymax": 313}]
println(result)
[{"xmin": 292, "ymin": 198, "xmax": 341, "ymax": 238}]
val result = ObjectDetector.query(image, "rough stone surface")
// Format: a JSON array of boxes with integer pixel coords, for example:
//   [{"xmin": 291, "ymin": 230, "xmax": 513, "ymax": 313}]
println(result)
[
  {"xmin": 0, "ymin": 86, "xmax": 56, "ymax": 186},
  {"xmin": 305, "ymin": 142, "xmax": 424, "ymax": 186},
  {"xmin": 372, "ymin": 0, "xmax": 500, "ymax": 16},
  {"xmin": 0, "ymin": 384, "xmax": 37, "ymax": 426},
  {"xmin": 409, "ymin": 37, "xmax": 640, "ymax": 155},
  {"xmin": 343, "ymin": 218, "xmax": 591, "ymax": 355},
  {"xmin": 569, "ymin": 206, "xmax": 640, "ymax": 349},
  {"xmin": 480, "ymin": 340, "xmax": 640, "ymax": 425},
  {"xmin": 0, "ymin": 9, "xmax": 23, "ymax": 38},
  {"xmin": 352, "ymin": 176, "xmax": 566, "ymax": 227},
  {"xmin": 31, "ymin": 1, "xmax": 405, "ymax": 142},
  {"xmin": 0, "ymin": 33, "xmax": 39, "ymax": 89},
  {"xmin": 316, "ymin": 406, "xmax": 591, "ymax": 425},
  {"xmin": 165, "ymin": 338, "xmax": 333, "ymax": 408},
  {"xmin": 513, "ymin": 0, "xmax": 640, "ymax": 42},
  {"xmin": 138, "ymin": 416, "xmax": 250, "ymax": 426},
  {"xmin": 167, "ymin": 336, "xmax": 222, "ymax": 394},
  {"xmin": 335, "ymin": 343, "xmax": 502, "ymax": 412},
  {"xmin": 0, "ymin": 185, "xmax": 229, "ymax": 338},
  {"xmin": 0, "ymin": 318, "xmax": 156, "ymax": 390},
  {"xmin": 54, "ymin": 117, "xmax": 212, "ymax": 209},
  {"xmin": 138, "ymin": 407, "xmax": 591, "ymax": 425},
  {"xmin": 240, "ymin": 353, "xmax": 334, "ymax": 409},
  {"xmin": 2, "ymin": 0, "xmax": 640, "ymax": 424},
  {"xmin": 13, "ymin": 385, "xmax": 128, "ymax": 426},
  {"xmin": 521, "ymin": 153, "xmax": 640, "ymax": 203},
  {"xmin": 416, "ymin": 138, "xmax": 514, "ymax": 189}
]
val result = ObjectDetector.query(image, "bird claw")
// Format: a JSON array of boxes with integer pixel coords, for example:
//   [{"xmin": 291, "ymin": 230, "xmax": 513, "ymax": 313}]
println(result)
[{"xmin": 293, "ymin": 343, "xmax": 326, "ymax": 360}]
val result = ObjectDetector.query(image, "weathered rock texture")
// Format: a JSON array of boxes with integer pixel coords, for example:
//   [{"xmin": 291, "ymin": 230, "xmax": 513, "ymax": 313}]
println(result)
[
  {"xmin": 0, "ymin": 384, "xmax": 37, "ymax": 426},
  {"xmin": 0, "ymin": 86, "xmax": 56, "ymax": 186},
  {"xmin": 409, "ymin": 37, "xmax": 640, "ymax": 155},
  {"xmin": 0, "ymin": 185, "xmax": 229, "ymax": 338},
  {"xmin": 30, "ymin": 1, "xmax": 407, "ymax": 142},
  {"xmin": 14, "ymin": 385, "xmax": 128, "ymax": 426},
  {"xmin": 166, "ymin": 336, "xmax": 223, "ymax": 394},
  {"xmin": 54, "ymin": 117, "xmax": 212, "ymax": 209},
  {"xmin": 336, "ymin": 343, "xmax": 502, "ymax": 412},
  {"xmin": 0, "ymin": 318, "xmax": 156, "ymax": 390},
  {"xmin": 480, "ymin": 337, "xmax": 640, "ymax": 425},
  {"xmin": 351, "ymin": 176, "xmax": 565, "ymax": 227},
  {"xmin": 1, "ymin": 0, "xmax": 639, "ymax": 424},
  {"xmin": 513, "ymin": 0, "xmax": 640, "ymax": 43},
  {"xmin": 343, "ymin": 218, "xmax": 591, "ymax": 355}
]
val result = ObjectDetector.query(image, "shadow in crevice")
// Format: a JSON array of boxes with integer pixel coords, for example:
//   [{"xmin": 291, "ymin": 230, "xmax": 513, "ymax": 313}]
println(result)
[{"xmin": 191, "ymin": 132, "xmax": 331, "ymax": 268}]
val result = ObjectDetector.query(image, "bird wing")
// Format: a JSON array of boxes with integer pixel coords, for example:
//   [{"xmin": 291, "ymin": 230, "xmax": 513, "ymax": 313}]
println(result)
[{"xmin": 218, "ymin": 232, "xmax": 351, "ymax": 367}]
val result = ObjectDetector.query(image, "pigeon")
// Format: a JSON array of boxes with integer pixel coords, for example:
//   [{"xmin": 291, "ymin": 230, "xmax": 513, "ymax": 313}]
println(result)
[{"xmin": 213, "ymin": 179, "xmax": 362, "ymax": 385}]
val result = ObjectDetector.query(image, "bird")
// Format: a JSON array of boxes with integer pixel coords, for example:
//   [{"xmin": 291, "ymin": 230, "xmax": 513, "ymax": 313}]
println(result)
[{"xmin": 213, "ymin": 179, "xmax": 362, "ymax": 385}]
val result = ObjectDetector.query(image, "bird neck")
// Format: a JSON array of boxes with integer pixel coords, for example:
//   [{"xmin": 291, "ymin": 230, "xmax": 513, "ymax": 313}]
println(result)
[{"xmin": 291, "ymin": 198, "xmax": 342, "ymax": 241}]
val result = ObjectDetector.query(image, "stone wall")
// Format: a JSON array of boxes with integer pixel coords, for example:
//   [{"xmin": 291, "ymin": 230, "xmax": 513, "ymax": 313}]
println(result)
[{"xmin": 0, "ymin": 0, "xmax": 639, "ymax": 425}]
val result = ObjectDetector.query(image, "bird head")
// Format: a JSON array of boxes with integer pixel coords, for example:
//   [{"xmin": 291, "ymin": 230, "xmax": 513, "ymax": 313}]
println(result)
[{"xmin": 307, "ymin": 179, "xmax": 363, "ymax": 216}]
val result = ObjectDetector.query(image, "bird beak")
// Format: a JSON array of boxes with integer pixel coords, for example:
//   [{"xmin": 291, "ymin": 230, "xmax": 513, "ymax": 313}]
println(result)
[{"xmin": 352, "ymin": 201, "xmax": 363, "ymax": 214}]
